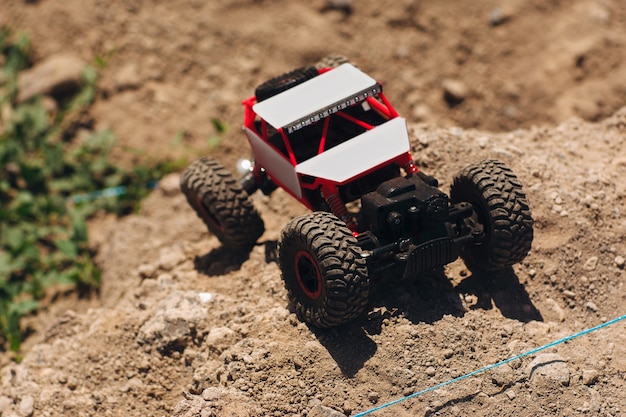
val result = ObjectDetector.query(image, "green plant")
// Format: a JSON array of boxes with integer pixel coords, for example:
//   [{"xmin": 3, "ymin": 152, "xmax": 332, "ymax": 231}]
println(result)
[
  {"xmin": 0, "ymin": 28, "xmax": 177, "ymax": 352},
  {"xmin": 207, "ymin": 117, "xmax": 229, "ymax": 149}
]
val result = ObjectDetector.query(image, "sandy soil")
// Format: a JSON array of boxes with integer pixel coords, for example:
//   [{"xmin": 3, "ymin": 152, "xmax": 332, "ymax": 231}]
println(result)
[{"xmin": 1, "ymin": 1, "xmax": 625, "ymax": 416}]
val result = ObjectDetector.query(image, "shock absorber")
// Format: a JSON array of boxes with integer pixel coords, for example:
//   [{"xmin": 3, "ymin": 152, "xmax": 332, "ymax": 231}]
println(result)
[{"xmin": 321, "ymin": 184, "xmax": 358, "ymax": 232}]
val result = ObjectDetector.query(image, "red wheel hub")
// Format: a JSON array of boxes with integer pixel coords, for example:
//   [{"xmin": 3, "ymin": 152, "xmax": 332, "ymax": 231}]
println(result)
[{"xmin": 294, "ymin": 250, "xmax": 322, "ymax": 299}]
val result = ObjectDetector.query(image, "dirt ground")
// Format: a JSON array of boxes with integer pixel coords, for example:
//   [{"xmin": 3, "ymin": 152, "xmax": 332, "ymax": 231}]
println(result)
[{"xmin": 1, "ymin": 1, "xmax": 626, "ymax": 416}]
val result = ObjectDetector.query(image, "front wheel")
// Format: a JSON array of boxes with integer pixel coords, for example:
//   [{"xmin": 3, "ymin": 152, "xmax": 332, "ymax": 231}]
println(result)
[
  {"xmin": 180, "ymin": 157, "xmax": 264, "ymax": 250},
  {"xmin": 450, "ymin": 159, "xmax": 534, "ymax": 271},
  {"xmin": 279, "ymin": 212, "xmax": 370, "ymax": 328}
]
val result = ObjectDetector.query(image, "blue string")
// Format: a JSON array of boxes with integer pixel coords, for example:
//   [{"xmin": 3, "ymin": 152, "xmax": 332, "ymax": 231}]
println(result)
[
  {"xmin": 71, "ymin": 180, "xmax": 159, "ymax": 204},
  {"xmin": 353, "ymin": 314, "xmax": 626, "ymax": 416}
]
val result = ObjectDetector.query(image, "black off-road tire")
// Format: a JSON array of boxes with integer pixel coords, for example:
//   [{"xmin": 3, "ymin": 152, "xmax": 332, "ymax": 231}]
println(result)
[
  {"xmin": 180, "ymin": 157, "xmax": 264, "ymax": 250},
  {"xmin": 279, "ymin": 212, "xmax": 370, "ymax": 328},
  {"xmin": 255, "ymin": 66, "xmax": 319, "ymax": 102},
  {"xmin": 450, "ymin": 159, "xmax": 534, "ymax": 271}
]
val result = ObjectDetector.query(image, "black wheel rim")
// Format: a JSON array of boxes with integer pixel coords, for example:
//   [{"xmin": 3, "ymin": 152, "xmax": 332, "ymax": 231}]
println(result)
[{"xmin": 294, "ymin": 250, "xmax": 322, "ymax": 300}]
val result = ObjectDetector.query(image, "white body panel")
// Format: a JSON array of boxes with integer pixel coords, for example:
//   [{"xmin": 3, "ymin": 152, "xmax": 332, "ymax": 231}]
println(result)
[
  {"xmin": 253, "ymin": 64, "xmax": 378, "ymax": 130},
  {"xmin": 244, "ymin": 127, "xmax": 302, "ymax": 199},
  {"xmin": 295, "ymin": 117, "xmax": 410, "ymax": 184}
]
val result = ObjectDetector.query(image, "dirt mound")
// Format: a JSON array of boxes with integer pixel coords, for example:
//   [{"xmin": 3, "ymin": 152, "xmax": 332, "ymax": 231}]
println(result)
[
  {"xmin": 1, "ymin": 1, "xmax": 626, "ymax": 416},
  {"xmin": 2, "ymin": 110, "xmax": 625, "ymax": 417}
]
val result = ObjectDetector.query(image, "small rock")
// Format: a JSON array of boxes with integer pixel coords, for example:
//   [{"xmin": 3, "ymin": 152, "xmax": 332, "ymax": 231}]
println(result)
[
  {"xmin": 562, "ymin": 290, "xmax": 576, "ymax": 299},
  {"xmin": 342, "ymin": 400, "xmax": 357, "ymax": 415},
  {"xmin": 18, "ymin": 395, "xmax": 35, "ymax": 417},
  {"xmin": 158, "ymin": 246, "xmax": 186, "ymax": 271},
  {"xmin": 545, "ymin": 298, "xmax": 566, "ymax": 322},
  {"xmin": 411, "ymin": 103, "xmax": 431, "ymax": 122},
  {"xmin": 114, "ymin": 62, "xmax": 141, "ymax": 91},
  {"xmin": 367, "ymin": 391, "xmax": 380, "ymax": 404},
  {"xmin": 158, "ymin": 173, "xmax": 181, "ymax": 197},
  {"xmin": 425, "ymin": 366, "xmax": 436, "ymax": 377},
  {"xmin": 136, "ymin": 291, "xmax": 209, "ymax": 352},
  {"xmin": 489, "ymin": 4, "xmax": 517, "ymax": 26},
  {"xmin": 524, "ymin": 320, "xmax": 551, "ymax": 337},
  {"xmin": 443, "ymin": 348, "xmax": 454, "ymax": 359},
  {"xmin": 18, "ymin": 54, "xmax": 86, "ymax": 102},
  {"xmin": 582, "ymin": 369, "xmax": 599, "ymax": 386},
  {"xmin": 0, "ymin": 395, "xmax": 12, "ymax": 409},
  {"xmin": 137, "ymin": 263, "xmax": 157, "ymax": 279},
  {"xmin": 67, "ymin": 376, "xmax": 78, "ymax": 390},
  {"xmin": 585, "ymin": 301, "xmax": 598, "ymax": 312},
  {"xmin": 614, "ymin": 255, "xmax": 625, "ymax": 269},
  {"xmin": 321, "ymin": 0, "xmax": 353, "ymax": 15},
  {"xmin": 442, "ymin": 78, "xmax": 468, "ymax": 105},
  {"xmin": 205, "ymin": 327, "xmax": 238, "ymax": 353},
  {"xmin": 505, "ymin": 389, "xmax": 516, "ymax": 400},
  {"xmin": 491, "ymin": 363, "xmax": 514, "ymax": 387},
  {"xmin": 201, "ymin": 387, "xmax": 227, "ymax": 402},
  {"xmin": 308, "ymin": 404, "xmax": 345, "ymax": 417},
  {"xmin": 476, "ymin": 136, "xmax": 490, "ymax": 148},
  {"xmin": 583, "ymin": 256, "xmax": 598, "ymax": 271},
  {"xmin": 526, "ymin": 353, "xmax": 570, "ymax": 387}
]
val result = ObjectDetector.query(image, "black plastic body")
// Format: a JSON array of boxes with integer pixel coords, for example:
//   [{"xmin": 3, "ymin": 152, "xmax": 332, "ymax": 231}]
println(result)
[{"xmin": 359, "ymin": 174, "xmax": 477, "ymax": 277}]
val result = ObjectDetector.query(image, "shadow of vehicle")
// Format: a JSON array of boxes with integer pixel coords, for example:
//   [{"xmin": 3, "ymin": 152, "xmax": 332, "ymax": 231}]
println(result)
[
  {"xmin": 297, "ymin": 263, "xmax": 542, "ymax": 377},
  {"xmin": 455, "ymin": 268, "xmax": 543, "ymax": 323},
  {"xmin": 196, "ymin": 242, "xmax": 542, "ymax": 377},
  {"xmin": 306, "ymin": 322, "xmax": 378, "ymax": 378},
  {"xmin": 193, "ymin": 246, "xmax": 252, "ymax": 276}
]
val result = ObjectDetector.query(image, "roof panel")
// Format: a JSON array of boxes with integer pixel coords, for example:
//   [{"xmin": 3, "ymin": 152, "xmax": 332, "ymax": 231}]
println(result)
[
  {"xmin": 295, "ymin": 117, "xmax": 410, "ymax": 184},
  {"xmin": 253, "ymin": 64, "xmax": 379, "ymax": 130}
]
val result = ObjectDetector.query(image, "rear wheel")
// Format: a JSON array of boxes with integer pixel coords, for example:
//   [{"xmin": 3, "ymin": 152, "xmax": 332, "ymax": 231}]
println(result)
[
  {"xmin": 279, "ymin": 212, "xmax": 370, "ymax": 327},
  {"xmin": 254, "ymin": 66, "xmax": 318, "ymax": 102},
  {"xmin": 450, "ymin": 159, "xmax": 533, "ymax": 271},
  {"xmin": 180, "ymin": 157, "xmax": 264, "ymax": 250}
]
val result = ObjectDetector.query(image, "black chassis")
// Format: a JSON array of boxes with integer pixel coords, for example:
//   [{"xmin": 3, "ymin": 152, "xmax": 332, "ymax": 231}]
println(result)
[{"xmin": 355, "ymin": 171, "xmax": 483, "ymax": 279}]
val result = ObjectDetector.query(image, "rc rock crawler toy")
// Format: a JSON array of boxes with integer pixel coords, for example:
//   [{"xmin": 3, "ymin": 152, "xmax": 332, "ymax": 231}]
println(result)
[{"xmin": 181, "ymin": 58, "xmax": 534, "ymax": 328}]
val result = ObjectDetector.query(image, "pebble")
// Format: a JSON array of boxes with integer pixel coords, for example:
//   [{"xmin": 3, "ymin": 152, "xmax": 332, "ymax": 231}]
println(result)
[
  {"xmin": 545, "ymin": 298, "xmax": 566, "ymax": 322},
  {"xmin": 614, "ymin": 255, "xmax": 625, "ymax": 269},
  {"xmin": 585, "ymin": 301, "xmax": 598, "ymax": 312},
  {"xmin": 526, "ymin": 353, "xmax": 570, "ymax": 387},
  {"xmin": 582, "ymin": 369, "xmax": 599, "ymax": 386},
  {"xmin": 17, "ymin": 54, "xmax": 86, "ymax": 103},
  {"xmin": 505, "ymin": 389, "xmax": 516, "ymax": 400},
  {"xmin": 113, "ymin": 62, "xmax": 141, "ymax": 91},
  {"xmin": 411, "ymin": 103, "xmax": 431, "ymax": 122},
  {"xmin": 0, "ymin": 396, "xmax": 12, "ymax": 412},
  {"xmin": 137, "ymin": 263, "xmax": 157, "ymax": 279},
  {"xmin": 425, "ymin": 366, "xmax": 436, "ymax": 377},
  {"xmin": 18, "ymin": 395, "xmax": 35, "ymax": 417},
  {"xmin": 308, "ymin": 404, "xmax": 345, "ymax": 417},
  {"xmin": 442, "ymin": 78, "xmax": 468, "ymax": 105},
  {"xmin": 322, "ymin": 0, "xmax": 353, "ymax": 15},
  {"xmin": 367, "ymin": 391, "xmax": 380, "ymax": 404},
  {"xmin": 136, "ymin": 291, "xmax": 210, "ymax": 350},
  {"xmin": 491, "ymin": 364, "xmax": 515, "ymax": 387},
  {"xmin": 489, "ymin": 5, "xmax": 516, "ymax": 26},
  {"xmin": 205, "ymin": 327, "xmax": 237, "ymax": 353},
  {"xmin": 562, "ymin": 290, "xmax": 576, "ymax": 299},
  {"xmin": 158, "ymin": 173, "xmax": 181, "ymax": 197},
  {"xmin": 584, "ymin": 256, "xmax": 599, "ymax": 271},
  {"xmin": 158, "ymin": 247, "xmax": 186, "ymax": 271}
]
